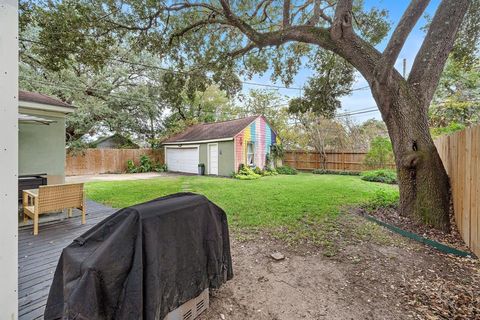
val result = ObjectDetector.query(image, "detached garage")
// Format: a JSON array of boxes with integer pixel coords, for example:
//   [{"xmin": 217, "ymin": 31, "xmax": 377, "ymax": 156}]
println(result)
[{"xmin": 163, "ymin": 115, "xmax": 280, "ymax": 176}]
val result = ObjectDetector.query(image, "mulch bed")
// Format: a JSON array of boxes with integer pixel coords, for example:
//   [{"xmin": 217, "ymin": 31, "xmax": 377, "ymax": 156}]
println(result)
[{"xmin": 351, "ymin": 206, "xmax": 480, "ymax": 319}]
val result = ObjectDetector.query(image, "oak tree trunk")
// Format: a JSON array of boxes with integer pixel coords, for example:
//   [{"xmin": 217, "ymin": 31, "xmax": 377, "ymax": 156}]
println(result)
[{"xmin": 372, "ymin": 83, "xmax": 451, "ymax": 230}]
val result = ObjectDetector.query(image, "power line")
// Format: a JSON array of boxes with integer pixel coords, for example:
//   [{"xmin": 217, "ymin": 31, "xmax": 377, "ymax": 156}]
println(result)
[
  {"xmin": 20, "ymin": 37, "xmax": 370, "ymax": 93},
  {"xmin": 22, "ymin": 75, "xmax": 381, "ymax": 123},
  {"xmin": 335, "ymin": 107, "xmax": 379, "ymax": 117}
]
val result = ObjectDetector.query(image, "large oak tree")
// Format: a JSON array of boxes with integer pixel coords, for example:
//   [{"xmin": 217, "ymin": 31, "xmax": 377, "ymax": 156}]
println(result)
[{"xmin": 29, "ymin": 0, "xmax": 473, "ymax": 230}]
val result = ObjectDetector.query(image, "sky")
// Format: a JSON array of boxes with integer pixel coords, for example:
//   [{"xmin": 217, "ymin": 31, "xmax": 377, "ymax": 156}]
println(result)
[{"xmin": 241, "ymin": 0, "xmax": 442, "ymax": 123}]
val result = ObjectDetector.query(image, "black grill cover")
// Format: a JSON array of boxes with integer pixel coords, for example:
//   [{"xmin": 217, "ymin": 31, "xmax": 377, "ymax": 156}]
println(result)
[{"xmin": 44, "ymin": 193, "xmax": 233, "ymax": 320}]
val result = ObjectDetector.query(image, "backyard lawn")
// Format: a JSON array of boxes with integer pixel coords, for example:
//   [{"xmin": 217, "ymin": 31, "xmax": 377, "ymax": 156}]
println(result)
[{"xmin": 85, "ymin": 173, "xmax": 398, "ymax": 229}]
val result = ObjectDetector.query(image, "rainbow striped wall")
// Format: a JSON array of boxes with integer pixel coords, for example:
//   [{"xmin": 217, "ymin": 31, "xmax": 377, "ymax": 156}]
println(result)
[{"xmin": 234, "ymin": 116, "xmax": 279, "ymax": 170}]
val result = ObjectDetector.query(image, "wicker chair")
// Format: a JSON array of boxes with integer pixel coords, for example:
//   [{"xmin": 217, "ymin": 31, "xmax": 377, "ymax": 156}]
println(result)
[{"xmin": 23, "ymin": 183, "xmax": 86, "ymax": 235}]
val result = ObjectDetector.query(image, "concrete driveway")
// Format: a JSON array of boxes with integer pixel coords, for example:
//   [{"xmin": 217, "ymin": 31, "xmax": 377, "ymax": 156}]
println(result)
[{"xmin": 65, "ymin": 172, "xmax": 177, "ymax": 183}]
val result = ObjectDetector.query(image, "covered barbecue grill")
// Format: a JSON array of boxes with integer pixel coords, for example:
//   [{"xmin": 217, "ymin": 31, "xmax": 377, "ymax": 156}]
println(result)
[{"xmin": 44, "ymin": 192, "xmax": 233, "ymax": 320}]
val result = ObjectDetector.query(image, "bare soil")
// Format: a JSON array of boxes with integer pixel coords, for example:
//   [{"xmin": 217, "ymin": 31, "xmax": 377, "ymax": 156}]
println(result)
[{"xmin": 199, "ymin": 215, "xmax": 480, "ymax": 320}]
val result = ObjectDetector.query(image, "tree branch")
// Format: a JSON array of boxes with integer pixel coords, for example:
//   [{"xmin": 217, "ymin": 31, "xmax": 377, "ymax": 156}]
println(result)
[
  {"xmin": 169, "ymin": 17, "xmax": 228, "ymax": 45},
  {"xmin": 307, "ymin": 0, "xmax": 333, "ymax": 25},
  {"xmin": 166, "ymin": 0, "xmax": 381, "ymax": 87},
  {"xmin": 229, "ymin": 43, "xmax": 258, "ymax": 58},
  {"xmin": 218, "ymin": 0, "xmax": 272, "ymax": 44},
  {"xmin": 283, "ymin": 0, "xmax": 291, "ymax": 27},
  {"xmin": 377, "ymin": 0, "xmax": 431, "ymax": 83},
  {"xmin": 408, "ymin": 0, "xmax": 470, "ymax": 104},
  {"xmin": 249, "ymin": 0, "xmax": 271, "ymax": 19},
  {"xmin": 291, "ymin": 0, "xmax": 313, "ymax": 22},
  {"xmin": 107, "ymin": 3, "xmax": 221, "ymax": 31},
  {"xmin": 331, "ymin": 0, "xmax": 353, "ymax": 41}
]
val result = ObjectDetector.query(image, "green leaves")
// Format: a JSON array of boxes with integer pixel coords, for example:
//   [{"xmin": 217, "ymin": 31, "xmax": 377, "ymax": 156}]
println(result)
[
  {"xmin": 364, "ymin": 137, "xmax": 394, "ymax": 169},
  {"xmin": 430, "ymin": 0, "xmax": 480, "ymax": 134},
  {"xmin": 289, "ymin": 51, "xmax": 355, "ymax": 117}
]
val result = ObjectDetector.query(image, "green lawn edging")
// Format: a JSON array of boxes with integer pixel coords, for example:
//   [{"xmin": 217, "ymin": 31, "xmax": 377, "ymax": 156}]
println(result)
[{"xmin": 364, "ymin": 214, "xmax": 474, "ymax": 258}]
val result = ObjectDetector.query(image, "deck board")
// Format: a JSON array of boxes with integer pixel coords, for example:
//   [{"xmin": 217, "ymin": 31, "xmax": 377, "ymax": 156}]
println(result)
[{"xmin": 18, "ymin": 201, "xmax": 116, "ymax": 320}]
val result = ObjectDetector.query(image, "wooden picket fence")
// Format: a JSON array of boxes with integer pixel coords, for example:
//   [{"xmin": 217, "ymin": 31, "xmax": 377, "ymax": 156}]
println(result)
[
  {"xmin": 434, "ymin": 126, "xmax": 480, "ymax": 256},
  {"xmin": 66, "ymin": 148, "xmax": 164, "ymax": 176},
  {"xmin": 283, "ymin": 151, "xmax": 395, "ymax": 172}
]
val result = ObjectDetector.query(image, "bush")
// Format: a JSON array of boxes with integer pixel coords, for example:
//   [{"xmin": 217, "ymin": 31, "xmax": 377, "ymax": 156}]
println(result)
[
  {"xmin": 139, "ymin": 155, "xmax": 152, "ymax": 172},
  {"xmin": 154, "ymin": 163, "xmax": 168, "ymax": 172},
  {"xmin": 126, "ymin": 155, "xmax": 166, "ymax": 173},
  {"xmin": 262, "ymin": 167, "xmax": 278, "ymax": 176},
  {"xmin": 364, "ymin": 137, "xmax": 394, "ymax": 169},
  {"xmin": 430, "ymin": 122, "xmax": 466, "ymax": 138},
  {"xmin": 312, "ymin": 169, "xmax": 361, "ymax": 176},
  {"xmin": 234, "ymin": 165, "xmax": 261, "ymax": 180},
  {"xmin": 365, "ymin": 189, "xmax": 399, "ymax": 210},
  {"xmin": 126, "ymin": 159, "xmax": 138, "ymax": 173},
  {"xmin": 253, "ymin": 166, "xmax": 263, "ymax": 175},
  {"xmin": 361, "ymin": 169, "xmax": 397, "ymax": 184},
  {"xmin": 276, "ymin": 166, "xmax": 298, "ymax": 175}
]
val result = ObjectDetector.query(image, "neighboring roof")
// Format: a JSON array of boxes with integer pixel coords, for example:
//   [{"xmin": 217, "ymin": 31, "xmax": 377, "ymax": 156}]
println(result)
[
  {"xmin": 18, "ymin": 113, "xmax": 57, "ymax": 125},
  {"xmin": 19, "ymin": 90, "xmax": 75, "ymax": 109},
  {"xmin": 90, "ymin": 133, "xmax": 139, "ymax": 148},
  {"xmin": 163, "ymin": 115, "xmax": 260, "ymax": 144}
]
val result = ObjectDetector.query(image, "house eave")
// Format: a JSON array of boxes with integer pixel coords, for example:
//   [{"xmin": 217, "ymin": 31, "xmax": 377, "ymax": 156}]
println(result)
[
  {"xmin": 162, "ymin": 137, "xmax": 234, "ymax": 145},
  {"xmin": 19, "ymin": 101, "xmax": 76, "ymax": 114}
]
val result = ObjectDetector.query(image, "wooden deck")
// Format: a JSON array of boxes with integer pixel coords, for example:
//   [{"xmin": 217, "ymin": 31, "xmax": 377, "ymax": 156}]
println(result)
[{"xmin": 18, "ymin": 201, "xmax": 116, "ymax": 320}]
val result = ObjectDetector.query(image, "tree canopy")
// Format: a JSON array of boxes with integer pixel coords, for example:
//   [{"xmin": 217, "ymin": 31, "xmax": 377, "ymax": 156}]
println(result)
[{"xmin": 18, "ymin": 0, "xmax": 476, "ymax": 228}]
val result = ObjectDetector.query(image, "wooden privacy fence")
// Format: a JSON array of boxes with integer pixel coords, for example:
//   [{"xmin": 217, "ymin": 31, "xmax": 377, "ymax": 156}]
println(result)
[
  {"xmin": 434, "ymin": 126, "xmax": 480, "ymax": 257},
  {"xmin": 283, "ymin": 151, "xmax": 395, "ymax": 171},
  {"xmin": 66, "ymin": 149, "xmax": 164, "ymax": 176}
]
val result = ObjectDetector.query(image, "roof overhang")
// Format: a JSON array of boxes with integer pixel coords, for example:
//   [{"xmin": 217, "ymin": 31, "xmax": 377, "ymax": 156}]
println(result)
[
  {"xmin": 162, "ymin": 137, "xmax": 234, "ymax": 145},
  {"xmin": 18, "ymin": 113, "xmax": 57, "ymax": 125},
  {"xmin": 19, "ymin": 100, "xmax": 76, "ymax": 114}
]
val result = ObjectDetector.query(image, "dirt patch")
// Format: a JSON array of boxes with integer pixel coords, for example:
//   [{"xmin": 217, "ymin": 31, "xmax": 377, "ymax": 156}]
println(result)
[{"xmin": 199, "ymin": 216, "xmax": 479, "ymax": 320}]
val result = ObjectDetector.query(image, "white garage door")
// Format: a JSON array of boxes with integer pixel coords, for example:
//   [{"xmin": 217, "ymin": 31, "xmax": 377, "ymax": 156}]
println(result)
[{"xmin": 166, "ymin": 147, "xmax": 199, "ymax": 174}]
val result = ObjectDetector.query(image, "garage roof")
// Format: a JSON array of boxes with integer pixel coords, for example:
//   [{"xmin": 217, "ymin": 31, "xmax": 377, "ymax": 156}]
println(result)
[{"xmin": 163, "ymin": 115, "xmax": 260, "ymax": 144}]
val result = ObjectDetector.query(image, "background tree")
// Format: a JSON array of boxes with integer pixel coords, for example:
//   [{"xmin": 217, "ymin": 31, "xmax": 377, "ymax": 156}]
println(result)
[
  {"xmin": 26, "ymin": 0, "xmax": 474, "ymax": 229},
  {"xmin": 342, "ymin": 118, "xmax": 388, "ymax": 152},
  {"xmin": 364, "ymin": 137, "xmax": 394, "ymax": 169},
  {"xmin": 19, "ymin": 0, "xmax": 241, "ymax": 147},
  {"xmin": 295, "ymin": 113, "xmax": 348, "ymax": 168},
  {"xmin": 428, "ymin": 0, "xmax": 480, "ymax": 136},
  {"xmin": 428, "ymin": 0, "xmax": 480, "ymax": 137}
]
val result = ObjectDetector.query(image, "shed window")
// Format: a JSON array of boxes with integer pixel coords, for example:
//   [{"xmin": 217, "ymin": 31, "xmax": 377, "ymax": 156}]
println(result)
[{"xmin": 247, "ymin": 142, "xmax": 255, "ymax": 166}]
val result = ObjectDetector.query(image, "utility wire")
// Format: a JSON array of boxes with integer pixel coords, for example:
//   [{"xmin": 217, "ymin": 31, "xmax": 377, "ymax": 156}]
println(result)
[
  {"xmin": 20, "ymin": 37, "xmax": 370, "ymax": 93},
  {"xmin": 23, "ymin": 75, "xmax": 382, "ymax": 121}
]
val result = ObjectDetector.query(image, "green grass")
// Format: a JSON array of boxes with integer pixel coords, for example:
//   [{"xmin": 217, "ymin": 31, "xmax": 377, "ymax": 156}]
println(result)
[
  {"xmin": 86, "ymin": 173, "xmax": 398, "ymax": 229},
  {"xmin": 85, "ymin": 176, "xmax": 183, "ymax": 209}
]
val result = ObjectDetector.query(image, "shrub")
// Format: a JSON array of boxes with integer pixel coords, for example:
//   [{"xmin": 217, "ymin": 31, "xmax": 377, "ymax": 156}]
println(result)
[
  {"xmin": 312, "ymin": 169, "xmax": 361, "ymax": 176},
  {"xmin": 276, "ymin": 165, "xmax": 298, "ymax": 175},
  {"xmin": 126, "ymin": 155, "xmax": 166, "ymax": 173},
  {"xmin": 234, "ymin": 165, "xmax": 261, "ymax": 180},
  {"xmin": 253, "ymin": 166, "xmax": 264, "ymax": 175},
  {"xmin": 138, "ymin": 154, "xmax": 152, "ymax": 172},
  {"xmin": 126, "ymin": 159, "xmax": 138, "ymax": 173},
  {"xmin": 154, "ymin": 163, "xmax": 168, "ymax": 172},
  {"xmin": 364, "ymin": 137, "xmax": 394, "ymax": 169},
  {"xmin": 365, "ymin": 189, "xmax": 399, "ymax": 210},
  {"xmin": 361, "ymin": 169, "xmax": 397, "ymax": 184},
  {"xmin": 270, "ymin": 144, "xmax": 285, "ymax": 164},
  {"xmin": 262, "ymin": 167, "xmax": 278, "ymax": 176},
  {"xmin": 430, "ymin": 122, "xmax": 466, "ymax": 138}
]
